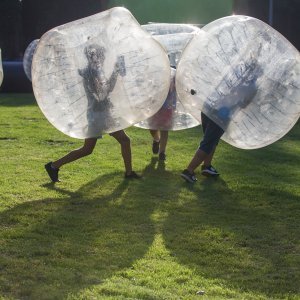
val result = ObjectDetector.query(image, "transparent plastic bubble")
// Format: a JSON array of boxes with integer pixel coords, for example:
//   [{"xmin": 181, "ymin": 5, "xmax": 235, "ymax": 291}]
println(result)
[
  {"xmin": 176, "ymin": 15, "xmax": 300, "ymax": 149},
  {"xmin": 135, "ymin": 67, "xmax": 199, "ymax": 130},
  {"xmin": 135, "ymin": 23, "xmax": 200, "ymax": 131},
  {"xmin": 32, "ymin": 7, "xmax": 170, "ymax": 139},
  {"xmin": 142, "ymin": 23, "xmax": 200, "ymax": 67},
  {"xmin": 23, "ymin": 39, "xmax": 39, "ymax": 81},
  {"xmin": 142, "ymin": 23, "xmax": 200, "ymax": 36},
  {"xmin": 0, "ymin": 49, "xmax": 3, "ymax": 87}
]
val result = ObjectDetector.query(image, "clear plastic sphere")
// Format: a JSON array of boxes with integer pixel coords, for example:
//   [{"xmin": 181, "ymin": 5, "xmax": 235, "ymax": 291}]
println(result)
[
  {"xmin": 135, "ymin": 23, "xmax": 200, "ymax": 131},
  {"xmin": 176, "ymin": 15, "xmax": 300, "ymax": 149},
  {"xmin": 135, "ymin": 67, "xmax": 199, "ymax": 130},
  {"xmin": 141, "ymin": 23, "xmax": 200, "ymax": 36},
  {"xmin": 32, "ymin": 7, "xmax": 170, "ymax": 139},
  {"xmin": 23, "ymin": 39, "xmax": 39, "ymax": 81},
  {"xmin": 142, "ymin": 23, "xmax": 200, "ymax": 67},
  {"xmin": 0, "ymin": 49, "xmax": 3, "ymax": 87}
]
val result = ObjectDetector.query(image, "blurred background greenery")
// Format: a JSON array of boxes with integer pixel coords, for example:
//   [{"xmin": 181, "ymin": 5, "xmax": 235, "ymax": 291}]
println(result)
[
  {"xmin": 1, "ymin": 0, "xmax": 299, "ymax": 61},
  {"xmin": 107, "ymin": 0, "xmax": 233, "ymax": 25},
  {"xmin": 0, "ymin": 0, "xmax": 299, "ymax": 92}
]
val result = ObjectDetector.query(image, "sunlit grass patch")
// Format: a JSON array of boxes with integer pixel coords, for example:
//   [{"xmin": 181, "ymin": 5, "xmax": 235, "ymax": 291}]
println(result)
[{"xmin": 0, "ymin": 93, "xmax": 299, "ymax": 299}]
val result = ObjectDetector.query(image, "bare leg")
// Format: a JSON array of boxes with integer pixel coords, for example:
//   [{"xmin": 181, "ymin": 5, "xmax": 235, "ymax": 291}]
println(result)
[
  {"xmin": 150, "ymin": 129, "xmax": 160, "ymax": 142},
  {"xmin": 52, "ymin": 138, "xmax": 97, "ymax": 169},
  {"xmin": 203, "ymin": 146, "xmax": 216, "ymax": 167},
  {"xmin": 187, "ymin": 148, "xmax": 208, "ymax": 173},
  {"xmin": 150, "ymin": 129, "xmax": 160, "ymax": 154},
  {"xmin": 159, "ymin": 130, "xmax": 168, "ymax": 154},
  {"xmin": 110, "ymin": 130, "xmax": 132, "ymax": 175}
]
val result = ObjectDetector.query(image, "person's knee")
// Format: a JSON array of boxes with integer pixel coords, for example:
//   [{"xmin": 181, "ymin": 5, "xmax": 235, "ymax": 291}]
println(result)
[
  {"xmin": 79, "ymin": 146, "xmax": 94, "ymax": 156},
  {"xmin": 198, "ymin": 143, "xmax": 211, "ymax": 156},
  {"xmin": 111, "ymin": 131, "xmax": 131, "ymax": 147}
]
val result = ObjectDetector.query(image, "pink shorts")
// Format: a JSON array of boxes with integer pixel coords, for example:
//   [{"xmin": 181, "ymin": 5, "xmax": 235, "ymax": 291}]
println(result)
[{"xmin": 148, "ymin": 108, "xmax": 173, "ymax": 129}]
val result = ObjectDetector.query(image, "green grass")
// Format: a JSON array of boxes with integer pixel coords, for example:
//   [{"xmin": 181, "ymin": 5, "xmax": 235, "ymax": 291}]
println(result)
[{"xmin": 0, "ymin": 93, "xmax": 299, "ymax": 300}]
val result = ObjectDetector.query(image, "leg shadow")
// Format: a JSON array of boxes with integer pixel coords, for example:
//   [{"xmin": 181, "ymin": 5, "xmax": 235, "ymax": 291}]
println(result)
[{"xmin": 0, "ymin": 172, "xmax": 155, "ymax": 299}]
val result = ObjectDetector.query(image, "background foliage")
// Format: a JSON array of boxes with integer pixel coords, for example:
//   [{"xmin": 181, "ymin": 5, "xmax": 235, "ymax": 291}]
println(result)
[{"xmin": 0, "ymin": 0, "xmax": 299, "ymax": 61}]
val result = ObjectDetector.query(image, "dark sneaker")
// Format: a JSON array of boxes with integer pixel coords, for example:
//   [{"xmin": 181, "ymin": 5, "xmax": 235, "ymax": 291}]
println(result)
[
  {"xmin": 125, "ymin": 171, "xmax": 142, "ymax": 179},
  {"xmin": 180, "ymin": 169, "xmax": 197, "ymax": 183},
  {"xmin": 159, "ymin": 152, "xmax": 166, "ymax": 161},
  {"xmin": 201, "ymin": 165, "xmax": 220, "ymax": 177},
  {"xmin": 45, "ymin": 162, "xmax": 60, "ymax": 182},
  {"xmin": 152, "ymin": 140, "xmax": 160, "ymax": 154}
]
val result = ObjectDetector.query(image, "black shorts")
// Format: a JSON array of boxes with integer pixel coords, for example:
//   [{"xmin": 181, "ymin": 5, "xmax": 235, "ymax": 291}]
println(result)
[{"xmin": 199, "ymin": 112, "xmax": 224, "ymax": 154}]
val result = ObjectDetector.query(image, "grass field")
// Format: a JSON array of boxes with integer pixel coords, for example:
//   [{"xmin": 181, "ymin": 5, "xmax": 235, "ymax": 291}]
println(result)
[{"xmin": 0, "ymin": 93, "xmax": 299, "ymax": 300}]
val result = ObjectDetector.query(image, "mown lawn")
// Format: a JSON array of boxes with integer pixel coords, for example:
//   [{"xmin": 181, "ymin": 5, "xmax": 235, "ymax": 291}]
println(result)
[{"xmin": 0, "ymin": 93, "xmax": 299, "ymax": 300}]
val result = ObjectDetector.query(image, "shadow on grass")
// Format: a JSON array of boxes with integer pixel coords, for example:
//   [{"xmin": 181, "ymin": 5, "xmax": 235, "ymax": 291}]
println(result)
[
  {"xmin": 0, "ymin": 172, "xmax": 155, "ymax": 299},
  {"xmin": 163, "ymin": 158, "xmax": 300, "ymax": 297},
  {"xmin": 1, "ymin": 148, "xmax": 299, "ymax": 299},
  {"xmin": 0, "ymin": 93, "xmax": 36, "ymax": 106}
]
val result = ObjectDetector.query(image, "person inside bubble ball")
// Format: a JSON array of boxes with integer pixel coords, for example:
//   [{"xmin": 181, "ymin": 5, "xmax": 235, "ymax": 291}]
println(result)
[
  {"xmin": 148, "ymin": 66, "xmax": 176, "ymax": 161},
  {"xmin": 45, "ymin": 131, "xmax": 141, "ymax": 182},
  {"xmin": 180, "ymin": 108, "xmax": 224, "ymax": 183},
  {"xmin": 79, "ymin": 44, "xmax": 126, "ymax": 133},
  {"xmin": 45, "ymin": 44, "xmax": 140, "ymax": 182},
  {"xmin": 181, "ymin": 55, "xmax": 262, "ymax": 183}
]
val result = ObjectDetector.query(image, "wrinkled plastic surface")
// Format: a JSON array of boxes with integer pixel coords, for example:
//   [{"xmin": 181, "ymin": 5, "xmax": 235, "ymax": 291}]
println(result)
[
  {"xmin": 0, "ymin": 49, "xmax": 3, "ymax": 87},
  {"xmin": 23, "ymin": 39, "xmax": 39, "ymax": 81},
  {"xmin": 176, "ymin": 15, "xmax": 300, "ymax": 149},
  {"xmin": 135, "ymin": 67, "xmax": 199, "ymax": 130},
  {"xmin": 136, "ymin": 23, "xmax": 200, "ymax": 131},
  {"xmin": 142, "ymin": 23, "xmax": 200, "ymax": 36},
  {"xmin": 32, "ymin": 7, "xmax": 170, "ymax": 139},
  {"xmin": 142, "ymin": 23, "xmax": 200, "ymax": 67}
]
